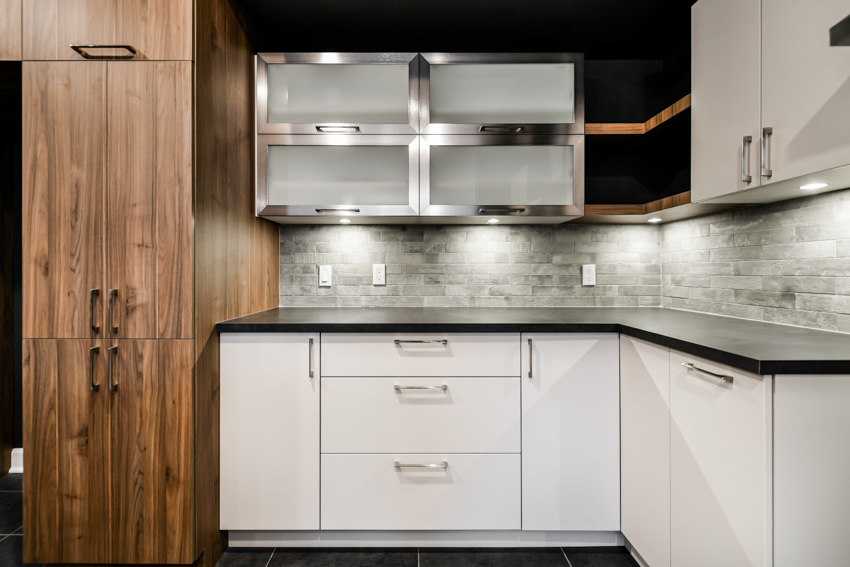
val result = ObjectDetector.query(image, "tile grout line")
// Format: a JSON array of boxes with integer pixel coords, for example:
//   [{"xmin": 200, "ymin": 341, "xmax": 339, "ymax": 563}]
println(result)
[
  {"xmin": 561, "ymin": 547, "xmax": 574, "ymax": 567},
  {"xmin": 265, "ymin": 547, "xmax": 276, "ymax": 567},
  {"xmin": 417, "ymin": 546, "xmax": 420, "ymax": 567}
]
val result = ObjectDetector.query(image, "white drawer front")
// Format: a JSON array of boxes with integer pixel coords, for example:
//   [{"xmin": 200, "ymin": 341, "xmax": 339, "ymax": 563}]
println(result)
[
  {"xmin": 320, "ymin": 333, "xmax": 521, "ymax": 377},
  {"xmin": 321, "ymin": 454, "xmax": 521, "ymax": 530},
  {"xmin": 321, "ymin": 377, "xmax": 520, "ymax": 453}
]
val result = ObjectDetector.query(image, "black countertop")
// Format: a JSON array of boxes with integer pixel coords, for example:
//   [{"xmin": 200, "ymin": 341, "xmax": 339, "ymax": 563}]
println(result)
[{"xmin": 216, "ymin": 307, "xmax": 850, "ymax": 375}]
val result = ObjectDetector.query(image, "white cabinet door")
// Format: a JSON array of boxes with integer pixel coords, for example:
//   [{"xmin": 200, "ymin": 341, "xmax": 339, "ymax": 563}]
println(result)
[
  {"xmin": 521, "ymin": 333, "xmax": 620, "ymax": 531},
  {"xmin": 219, "ymin": 333, "xmax": 319, "ymax": 530},
  {"xmin": 670, "ymin": 351, "xmax": 770, "ymax": 567},
  {"xmin": 691, "ymin": 0, "xmax": 761, "ymax": 202},
  {"xmin": 620, "ymin": 336, "xmax": 671, "ymax": 567},
  {"xmin": 321, "ymin": 454, "xmax": 521, "ymax": 530},
  {"xmin": 774, "ymin": 375, "xmax": 850, "ymax": 567},
  {"xmin": 761, "ymin": 0, "xmax": 850, "ymax": 183}
]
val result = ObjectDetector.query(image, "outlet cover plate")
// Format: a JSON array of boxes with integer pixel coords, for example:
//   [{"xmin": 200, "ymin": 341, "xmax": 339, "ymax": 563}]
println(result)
[
  {"xmin": 373, "ymin": 264, "xmax": 386, "ymax": 286},
  {"xmin": 581, "ymin": 264, "xmax": 596, "ymax": 286},
  {"xmin": 319, "ymin": 265, "xmax": 332, "ymax": 287}
]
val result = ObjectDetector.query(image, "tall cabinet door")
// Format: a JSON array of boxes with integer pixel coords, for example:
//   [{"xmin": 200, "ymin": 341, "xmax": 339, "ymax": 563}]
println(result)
[
  {"xmin": 110, "ymin": 339, "xmax": 193, "ymax": 564},
  {"xmin": 691, "ymin": 0, "xmax": 761, "ymax": 202},
  {"xmin": 220, "ymin": 333, "xmax": 320, "ymax": 530},
  {"xmin": 521, "ymin": 333, "xmax": 620, "ymax": 531},
  {"xmin": 106, "ymin": 62, "xmax": 192, "ymax": 339},
  {"xmin": 761, "ymin": 0, "xmax": 850, "ymax": 183},
  {"xmin": 22, "ymin": 339, "xmax": 111, "ymax": 565},
  {"xmin": 22, "ymin": 62, "xmax": 106, "ymax": 339},
  {"xmin": 670, "ymin": 351, "xmax": 769, "ymax": 567},
  {"xmin": 620, "ymin": 336, "xmax": 670, "ymax": 567}
]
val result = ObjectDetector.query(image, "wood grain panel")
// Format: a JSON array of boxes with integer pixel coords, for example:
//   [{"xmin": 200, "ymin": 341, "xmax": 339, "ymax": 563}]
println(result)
[
  {"xmin": 154, "ymin": 62, "xmax": 193, "ymax": 339},
  {"xmin": 0, "ymin": 0, "xmax": 22, "ymax": 60},
  {"xmin": 58, "ymin": 340, "xmax": 110, "ymax": 564},
  {"xmin": 107, "ymin": 62, "xmax": 192, "ymax": 339},
  {"xmin": 22, "ymin": 62, "xmax": 105, "ymax": 339},
  {"xmin": 586, "ymin": 94, "xmax": 692, "ymax": 135},
  {"xmin": 645, "ymin": 191, "xmax": 692, "ymax": 214},
  {"xmin": 193, "ymin": 0, "xmax": 280, "ymax": 564},
  {"xmin": 583, "ymin": 191, "xmax": 692, "ymax": 216},
  {"xmin": 22, "ymin": 339, "xmax": 60, "ymax": 564},
  {"xmin": 22, "ymin": 0, "xmax": 192, "ymax": 61},
  {"xmin": 110, "ymin": 340, "xmax": 193, "ymax": 564}
]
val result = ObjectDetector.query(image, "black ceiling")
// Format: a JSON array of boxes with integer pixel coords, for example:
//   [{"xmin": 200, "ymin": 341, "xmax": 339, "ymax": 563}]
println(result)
[{"xmin": 232, "ymin": 0, "xmax": 698, "ymax": 59}]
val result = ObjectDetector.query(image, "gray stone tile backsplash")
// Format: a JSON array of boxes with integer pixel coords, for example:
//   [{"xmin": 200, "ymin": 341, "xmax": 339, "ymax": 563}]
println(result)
[
  {"xmin": 279, "ymin": 189, "xmax": 850, "ymax": 333},
  {"xmin": 279, "ymin": 224, "xmax": 662, "ymax": 308},
  {"xmin": 660, "ymin": 189, "xmax": 850, "ymax": 333}
]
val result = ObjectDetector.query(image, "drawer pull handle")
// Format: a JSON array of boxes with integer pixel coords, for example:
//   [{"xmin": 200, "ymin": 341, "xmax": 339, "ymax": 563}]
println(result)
[
  {"xmin": 394, "ymin": 460, "xmax": 448, "ymax": 469},
  {"xmin": 70, "ymin": 44, "xmax": 137, "ymax": 60},
  {"xmin": 308, "ymin": 338, "xmax": 314, "ymax": 378},
  {"xmin": 681, "ymin": 362, "xmax": 733, "ymax": 384},
  {"xmin": 761, "ymin": 127, "xmax": 773, "ymax": 178},
  {"xmin": 316, "ymin": 125, "xmax": 361, "ymax": 133},
  {"xmin": 741, "ymin": 135, "xmax": 753, "ymax": 183},
  {"xmin": 394, "ymin": 384, "xmax": 448, "ymax": 391},
  {"xmin": 393, "ymin": 339, "xmax": 448, "ymax": 346}
]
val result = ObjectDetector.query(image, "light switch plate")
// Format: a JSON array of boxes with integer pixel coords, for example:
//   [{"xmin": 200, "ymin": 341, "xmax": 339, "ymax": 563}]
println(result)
[
  {"xmin": 581, "ymin": 264, "xmax": 596, "ymax": 286},
  {"xmin": 373, "ymin": 264, "xmax": 386, "ymax": 286},
  {"xmin": 319, "ymin": 265, "xmax": 332, "ymax": 287}
]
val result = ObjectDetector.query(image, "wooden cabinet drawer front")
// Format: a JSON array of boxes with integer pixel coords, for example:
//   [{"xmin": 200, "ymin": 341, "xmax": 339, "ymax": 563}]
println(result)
[
  {"xmin": 321, "ymin": 454, "xmax": 521, "ymax": 530},
  {"xmin": 321, "ymin": 377, "xmax": 520, "ymax": 453},
  {"xmin": 321, "ymin": 333, "xmax": 520, "ymax": 377}
]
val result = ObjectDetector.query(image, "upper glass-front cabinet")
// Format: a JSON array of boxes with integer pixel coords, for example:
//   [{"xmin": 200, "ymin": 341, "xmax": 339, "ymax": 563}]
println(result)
[
  {"xmin": 420, "ymin": 53, "xmax": 584, "ymax": 135},
  {"xmin": 256, "ymin": 53, "xmax": 420, "ymax": 134}
]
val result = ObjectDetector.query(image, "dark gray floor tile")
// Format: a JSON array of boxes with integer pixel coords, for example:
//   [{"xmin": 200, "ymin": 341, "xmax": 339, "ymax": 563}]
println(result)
[
  {"xmin": 0, "ymin": 474, "xmax": 22, "ymax": 492},
  {"xmin": 269, "ymin": 547, "xmax": 417, "ymax": 567},
  {"xmin": 420, "ymin": 547, "xmax": 568, "ymax": 567},
  {"xmin": 0, "ymin": 535, "xmax": 38, "ymax": 567},
  {"xmin": 216, "ymin": 547, "xmax": 275, "ymax": 567},
  {"xmin": 563, "ymin": 547, "xmax": 639, "ymax": 567},
  {"xmin": 0, "ymin": 492, "xmax": 23, "ymax": 535}
]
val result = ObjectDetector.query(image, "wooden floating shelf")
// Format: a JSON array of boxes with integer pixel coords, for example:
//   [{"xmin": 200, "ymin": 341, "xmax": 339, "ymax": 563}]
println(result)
[
  {"xmin": 586, "ymin": 94, "xmax": 691, "ymax": 135},
  {"xmin": 584, "ymin": 191, "xmax": 692, "ymax": 216},
  {"xmin": 574, "ymin": 191, "xmax": 740, "ymax": 224}
]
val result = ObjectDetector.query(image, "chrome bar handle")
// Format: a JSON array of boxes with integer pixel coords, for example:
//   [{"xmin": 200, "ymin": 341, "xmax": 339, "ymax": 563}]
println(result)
[
  {"xmin": 741, "ymin": 135, "xmax": 753, "ymax": 183},
  {"xmin": 680, "ymin": 362, "xmax": 733, "ymax": 384},
  {"xmin": 478, "ymin": 207, "xmax": 526, "ymax": 215},
  {"xmin": 393, "ymin": 339, "xmax": 448, "ymax": 345},
  {"xmin": 315, "ymin": 208, "xmax": 361, "ymax": 214},
  {"xmin": 394, "ymin": 384, "xmax": 448, "ymax": 391},
  {"xmin": 316, "ymin": 125, "xmax": 361, "ymax": 133},
  {"xmin": 308, "ymin": 338, "xmax": 314, "ymax": 378},
  {"xmin": 479, "ymin": 125, "xmax": 524, "ymax": 133},
  {"xmin": 528, "ymin": 338, "xmax": 533, "ymax": 378},
  {"xmin": 89, "ymin": 289, "xmax": 100, "ymax": 334},
  {"xmin": 70, "ymin": 44, "xmax": 137, "ymax": 60},
  {"xmin": 107, "ymin": 289, "xmax": 118, "ymax": 333},
  {"xmin": 107, "ymin": 346, "xmax": 118, "ymax": 392},
  {"xmin": 761, "ymin": 127, "xmax": 773, "ymax": 178},
  {"xmin": 89, "ymin": 346, "xmax": 100, "ymax": 392},
  {"xmin": 394, "ymin": 460, "xmax": 448, "ymax": 469}
]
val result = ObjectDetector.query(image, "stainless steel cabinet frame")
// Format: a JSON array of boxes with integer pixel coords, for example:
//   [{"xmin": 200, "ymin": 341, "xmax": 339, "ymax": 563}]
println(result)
[
  {"xmin": 256, "ymin": 53, "xmax": 420, "ymax": 134},
  {"xmin": 256, "ymin": 134, "xmax": 420, "ymax": 221},
  {"xmin": 419, "ymin": 53, "xmax": 585, "ymax": 135},
  {"xmin": 420, "ymin": 134, "xmax": 585, "ymax": 223}
]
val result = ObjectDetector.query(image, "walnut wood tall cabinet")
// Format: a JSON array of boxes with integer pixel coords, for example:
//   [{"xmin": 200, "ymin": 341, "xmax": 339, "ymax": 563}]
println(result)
[{"xmin": 20, "ymin": 1, "xmax": 280, "ymax": 566}]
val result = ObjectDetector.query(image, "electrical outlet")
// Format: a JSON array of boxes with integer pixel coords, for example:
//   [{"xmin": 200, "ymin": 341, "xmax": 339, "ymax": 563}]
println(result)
[
  {"xmin": 318, "ymin": 265, "xmax": 332, "ymax": 287},
  {"xmin": 581, "ymin": 264, "xmax": 596, "ymax": 286},
  {"xmin": 373, "ymin": 264, "xmax": 386, "ymax": 286}
]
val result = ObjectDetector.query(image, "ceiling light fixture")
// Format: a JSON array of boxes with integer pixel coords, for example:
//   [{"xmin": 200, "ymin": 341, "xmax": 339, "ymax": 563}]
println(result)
[{"xmin": 799, "ymin": 182, "xmax": 828, "ymax": 190}]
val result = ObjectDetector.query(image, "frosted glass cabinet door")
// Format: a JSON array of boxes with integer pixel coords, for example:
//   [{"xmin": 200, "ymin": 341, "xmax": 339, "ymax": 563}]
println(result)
[
  {"xmin": 421, "ymin": 135, "xmax": 584, "ymax": 222},
  {"xmin": 257, "ymin": 135, "xmax": 419, "ymax": 221},
  {"xmin": 257, "ymin": 53, "xmax": 419, "ymax": 134},
  {"xmin": 421, "ymin": 53, "xmax": 584, "ymax": 134}
]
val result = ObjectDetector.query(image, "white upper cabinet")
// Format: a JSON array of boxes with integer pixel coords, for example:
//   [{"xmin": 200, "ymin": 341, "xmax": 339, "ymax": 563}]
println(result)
[
  {"xmin": 761, "ymin": 0, "xmax": 850, "ymax": 184},
  {"xmin": 692, "ymin": 0, "xmax": 850, "ymax": 202},
  {"xmin": 256, "ymin": 53, "xmax": 419, "ymax": 134},
  {"xmin": 420, "ymin": 53, "xmax": 584, "ymax": 135}
]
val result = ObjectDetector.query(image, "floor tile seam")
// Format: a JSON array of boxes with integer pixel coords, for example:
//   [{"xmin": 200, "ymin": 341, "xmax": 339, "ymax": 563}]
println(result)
[
  {"xmin": 264, "ymin": 547, "xmax": 276, "ymax": 567},
  {"xmin": 561, "ymin": 547, "xmax": 574, "ymax": 567}
]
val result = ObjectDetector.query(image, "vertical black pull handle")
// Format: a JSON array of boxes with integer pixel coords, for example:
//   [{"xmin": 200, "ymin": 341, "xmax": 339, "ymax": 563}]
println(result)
[
  {"xmin": 107, "ymin": 346, "xmax": 118, "ymax": 392},
  {"xmin": 89, "ymin": 346, "xmax": 100, "ymax": 392}
]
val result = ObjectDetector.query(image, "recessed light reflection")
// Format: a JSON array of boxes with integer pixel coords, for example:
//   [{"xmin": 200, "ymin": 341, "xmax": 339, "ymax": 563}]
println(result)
[{"xmin": 799, "ymin": 182, "xmax": 828, "ymax": 191}]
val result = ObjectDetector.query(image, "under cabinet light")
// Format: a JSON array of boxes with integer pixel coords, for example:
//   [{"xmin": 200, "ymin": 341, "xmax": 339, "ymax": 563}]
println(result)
[
  {"xmin": 799, "ymin": 182, "xmax": 828, "ymax": 190},
  {"xmin": 647, "ymin": 218, "xmax": 663, "ymax": 223},
  {"xmin": 486, "ymin": 218, "xmax": 500, "ymax": 224},
  {"xmin": 339, "ymin": 218, "xmax": 352, "ymax": 224}
]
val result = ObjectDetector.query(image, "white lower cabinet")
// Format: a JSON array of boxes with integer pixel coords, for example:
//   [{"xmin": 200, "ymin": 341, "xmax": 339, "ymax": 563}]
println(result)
[
  {"xmin": 521, "ymin": 333, "xmax": 621, "ymax": 531},
  {"xmin": 219, "ymin": 333, "xmax": 320, "ymax": 530},
  {"xmin": 620, "ymin": 336, "xmax": 670, "ymax": 567},
  {"xmin": 320, "ymin": 454, "xmax": 521, "ymax": 530},
  {"xmin": 670, "ymin": 350, "xmax": 770, "ymax": 567}
]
